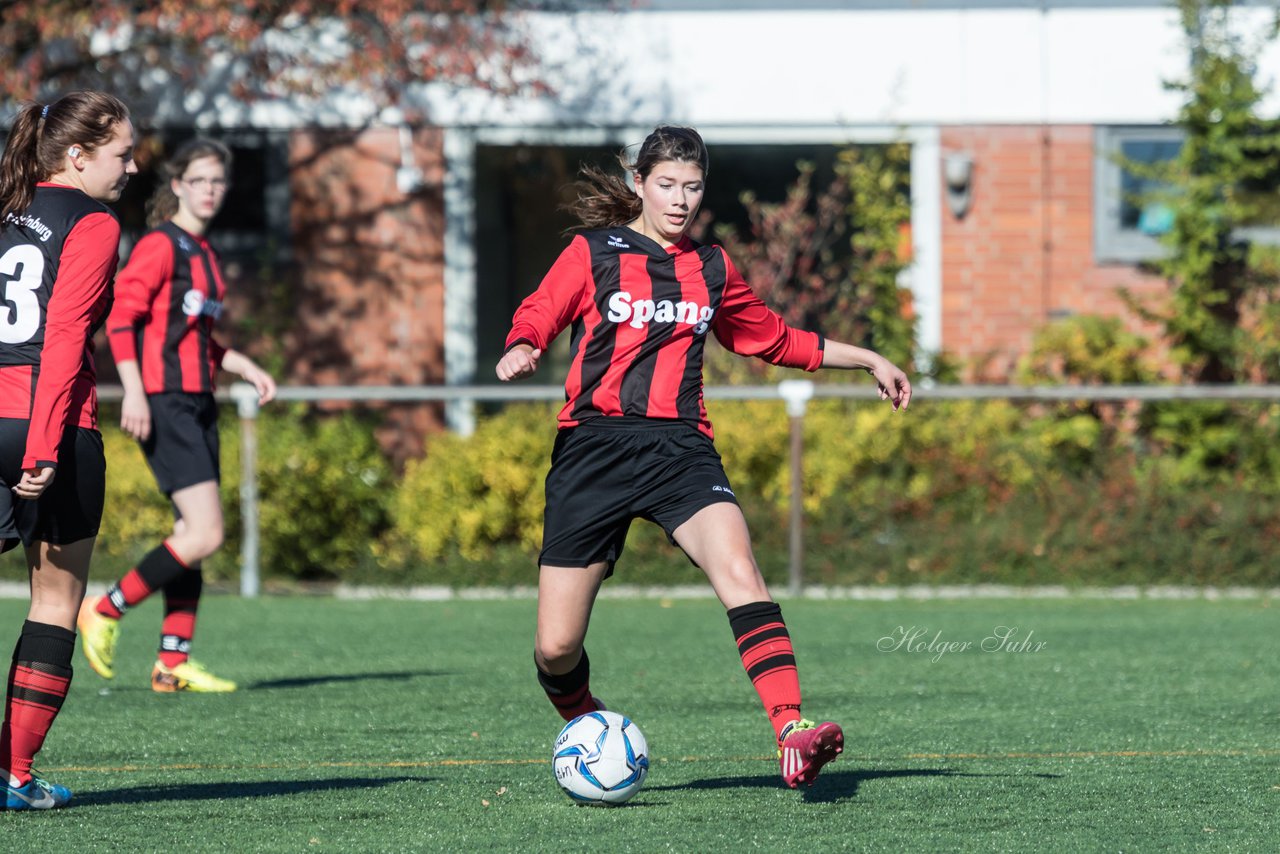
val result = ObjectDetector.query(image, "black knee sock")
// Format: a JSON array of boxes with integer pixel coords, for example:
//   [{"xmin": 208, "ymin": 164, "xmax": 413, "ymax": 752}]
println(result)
[
  {"xmin": 536, "ymin": 649, "xmax": 598, "ymax": 722},
  {"xmin": 101, "ymin": 543, "xmax": 188, "ymax": 618},
  {"xmin": 1, "ymin": 621, "xmax": 75, "ymax": 781},
  {"xmin": 159, "ymin": 569, "xmax": 204, "ymax": 667},
  {"xmin": 728, "ymin": 601, "xmax": 803, "ymax": 743}
]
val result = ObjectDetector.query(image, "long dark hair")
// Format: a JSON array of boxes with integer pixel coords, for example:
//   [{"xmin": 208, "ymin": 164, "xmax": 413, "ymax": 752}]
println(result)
[
  {"xmin": 566, "ymin": 125, "xmax": 710, "ymax": 229},
  {"xmin": 145, "ymin": 137, "xmax": 233, "ymax": 229},
  {"xmin": 0, "ymin": 91, "xmax": 131, "ymax": 224}
]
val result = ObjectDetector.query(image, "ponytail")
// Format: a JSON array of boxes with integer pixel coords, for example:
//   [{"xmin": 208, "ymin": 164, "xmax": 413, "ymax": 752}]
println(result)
[
  {"xmin": 564, "ymin": 125, "xmax": 710, "ymax": 231},
  {"xmin": 565, "ymin": 160, "xmax": 643, "ymax": 230},
  {"xmin": 0, "ymin": 91, "xmax": 131, "ymax": 224},
  {"xmin": 0, "ymin": 104, "xmax": 48, "ymax": 224}
]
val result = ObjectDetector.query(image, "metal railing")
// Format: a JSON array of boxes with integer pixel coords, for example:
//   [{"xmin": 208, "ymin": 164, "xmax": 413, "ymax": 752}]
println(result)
[{"xmin": 99, "ymin": 382, "xmax": 1280, "ymax": 597}]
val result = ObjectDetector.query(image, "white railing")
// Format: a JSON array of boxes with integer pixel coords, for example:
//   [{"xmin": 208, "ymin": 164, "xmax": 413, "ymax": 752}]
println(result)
[{"xmin": 97, "ymin": 382, "xmax": 1280, "ymax": 597}]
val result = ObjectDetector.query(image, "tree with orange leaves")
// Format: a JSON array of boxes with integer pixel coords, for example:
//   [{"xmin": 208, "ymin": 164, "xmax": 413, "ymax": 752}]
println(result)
[{"xmin": 0, "ymin": 1, "xmax": 551, "ymax": 119}]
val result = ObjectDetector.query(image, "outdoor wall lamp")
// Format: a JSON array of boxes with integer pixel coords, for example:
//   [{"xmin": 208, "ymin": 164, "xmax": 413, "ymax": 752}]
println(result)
[{"xmin": 944, "ymin": 152, "xmax": 974, "ymax": 219}]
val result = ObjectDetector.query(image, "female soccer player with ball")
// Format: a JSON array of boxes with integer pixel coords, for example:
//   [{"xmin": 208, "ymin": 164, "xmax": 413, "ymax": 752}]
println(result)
[
  {"xmin": 78, "ymin": 138, "xmax": 275, "ymax": 694},
  {"xmin": 0, "ymin": 91, "xmax": 136, "ymax": 809},
  {"xmin": 497, "ymin": 125, "xmax": 911, "ymax": 789}
]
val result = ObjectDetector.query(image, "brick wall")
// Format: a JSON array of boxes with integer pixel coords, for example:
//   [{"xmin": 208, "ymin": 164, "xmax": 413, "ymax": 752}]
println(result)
[
  {"xmin": 939, "ymin": 126, "xmax": 1168, "ymax": 381},
  {"xmin": 286, "ymin": 126, "xmax": 448, "ymax": 458}
]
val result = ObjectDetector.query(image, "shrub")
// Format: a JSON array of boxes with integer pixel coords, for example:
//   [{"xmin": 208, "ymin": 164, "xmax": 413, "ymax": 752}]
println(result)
[
  {"xmin": 381, "ymin": 398, "xmax": 1108, "ymax": 587},
  {"xmin": 1017, "ymin": 315, "xmax": 1155, "ymax": 385},
  {"xmin": 218, "ymin": 405, "xmax": 394, "ymax": 580},
  {"xmin": 387, "ymin": 403, "xmax": 559, "ymax": 566},
  {"xmin": 377, "ymin": 396, "xmax": 1280, "ymax": 588},
  {"xmin": 87, "ymin": 405, "xmax": 394, "ymax": 583},
  {"xmin": 9, "ymin": 389, "xmax": 1280, "ymax": 589},
  {"xmin": 96, "ymin": 428, "xmax": 176, "ymax": 573}
]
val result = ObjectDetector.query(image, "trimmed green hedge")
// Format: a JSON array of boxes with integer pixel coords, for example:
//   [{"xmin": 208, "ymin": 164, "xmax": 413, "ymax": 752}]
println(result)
[
  {"xmin": 9, "ymin": 406, "xmax": 394, "ymax": 584},
  {"xmin": 379, "ymin": 397, "xmax": 1280, "ymax": 587},
  {"xmin": 4, "ymin": 397, "xmax": 1280, "ymax": 587}
]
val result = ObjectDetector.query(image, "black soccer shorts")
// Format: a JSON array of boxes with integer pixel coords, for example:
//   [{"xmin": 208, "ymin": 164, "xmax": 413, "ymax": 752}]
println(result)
[
  {"xmin": 0, "ymin": 419, "xmax": 105, "ymax": 551},
  {"xmin": 140, "ymin": 392, "xmax": 221, "ymax": 496},
  {"xmin": 538, "ymin": 417, "xmax": 740, "ymax": 573}
]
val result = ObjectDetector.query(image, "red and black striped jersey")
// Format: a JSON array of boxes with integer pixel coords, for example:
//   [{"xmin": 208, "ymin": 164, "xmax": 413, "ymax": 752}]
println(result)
[
  {"xmin": 505, "ymin": 226, "xmax": 824, "ymax": 437},
  {"xmin": 0, "ymin": 183, "xmax": 119, "ymax": 469},
  {"xmin": 106, "ymin": 222, "xmax": 228, "ymax": 394}
]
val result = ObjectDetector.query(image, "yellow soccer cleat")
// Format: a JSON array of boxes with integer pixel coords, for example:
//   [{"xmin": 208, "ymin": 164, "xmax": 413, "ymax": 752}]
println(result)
[
  {"xmin": 77, "ymin": 597, "xmax": 120, "ymax": 680},
  {"xmin": 151, "ymin": 659, "xmax": 238, "ymax": 693}
]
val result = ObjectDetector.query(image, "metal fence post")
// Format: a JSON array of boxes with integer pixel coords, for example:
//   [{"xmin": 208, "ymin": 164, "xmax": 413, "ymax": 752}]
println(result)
[
  {"xmin": 231, "ymin": 383, "xmax": 261, "ymax": 598},
  {"xmin": 778, "ymin": 379, "xmax": 815, "ymax": 597}
]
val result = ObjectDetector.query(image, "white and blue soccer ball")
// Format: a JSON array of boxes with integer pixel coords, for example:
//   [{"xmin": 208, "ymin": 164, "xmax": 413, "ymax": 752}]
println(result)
[{"xmin": 552, "ymin": 710, "xmax": 649, "ymax": 805}]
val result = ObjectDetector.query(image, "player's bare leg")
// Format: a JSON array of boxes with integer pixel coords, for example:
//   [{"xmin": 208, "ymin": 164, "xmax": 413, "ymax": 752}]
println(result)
[
  {"xmin": 166, "ymin": 480, "xmax": 223, "ymax": 565},
  {"xmin": 675, "ymin": 503, "xmax": 843, "ymax": 787},
  {"xmin": 148, "ymin": 480, "xmax": 233, "ymax": 692},
  {"xmin": 535, "ymin": 563, "xmax": 610, "ymax": 720},
  {"xmin": 27, "ymin": 539, "xmax": 93, "ymax": 630}
]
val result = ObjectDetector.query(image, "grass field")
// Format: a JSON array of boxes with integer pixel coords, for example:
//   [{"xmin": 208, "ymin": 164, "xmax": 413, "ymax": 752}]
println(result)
[{"xmin": 0, "ymin": 592, "xmax": 1276, "ymax": 851}]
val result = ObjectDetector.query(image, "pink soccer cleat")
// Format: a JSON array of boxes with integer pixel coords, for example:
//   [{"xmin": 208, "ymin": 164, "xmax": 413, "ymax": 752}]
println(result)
[{"xmin": 778, "ymin": 719, "xmax": 844, "ymax": 788}]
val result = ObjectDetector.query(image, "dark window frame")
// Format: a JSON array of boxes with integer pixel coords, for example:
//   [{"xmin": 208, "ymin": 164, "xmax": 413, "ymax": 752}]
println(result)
[{"xmin": 114, "ymin": 127, "xmax": 292, "ymax": 267}]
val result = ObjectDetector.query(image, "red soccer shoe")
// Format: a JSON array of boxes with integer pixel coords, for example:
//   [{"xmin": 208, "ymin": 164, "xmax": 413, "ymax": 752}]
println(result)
[{"xmin": 778, "ymin": 720, "xmax": 844, "ymax": 788}]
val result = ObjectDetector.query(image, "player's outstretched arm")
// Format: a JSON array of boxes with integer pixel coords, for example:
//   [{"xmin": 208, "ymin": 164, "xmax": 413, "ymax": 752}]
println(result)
[
  {"xmin": 222, "ymin": 349, "xmax": 277, "ymax": 404},
  {"xmin": 496, "ymin": 344, "xmax": 542, "ymax": 382},
  {"xmin": 820, "ymin": 340, "xmax": 912, "ymax": 411}
]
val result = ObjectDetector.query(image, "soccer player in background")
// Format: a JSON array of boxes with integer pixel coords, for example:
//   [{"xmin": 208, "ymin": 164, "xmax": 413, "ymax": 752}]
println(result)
[
  {"xmin": 496, "ymin": 125, "xmax": 912, "ymax": 789},
  {"xmin": 0, "ymin": 91, "xmax": 136, "ymax": 809},
  {"xmin": 78, "ymin": 138, "xmax": 275, "ymax": 694}
]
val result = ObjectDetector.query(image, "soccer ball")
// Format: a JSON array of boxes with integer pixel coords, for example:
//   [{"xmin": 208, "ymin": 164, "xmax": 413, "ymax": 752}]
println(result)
[{"xmin": 552, "ymin": 710, "xmax": 649, "ymax": 805}]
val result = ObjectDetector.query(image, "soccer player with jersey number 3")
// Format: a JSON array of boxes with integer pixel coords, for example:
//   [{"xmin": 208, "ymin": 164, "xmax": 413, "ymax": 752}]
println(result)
[
  {"xmin": 0, "ymin": 91, "xmax": 137, "ymax": 810},
  {"xmin": 78, "ymin": 139, "xmax": 275, "ymax": 695},
  {"xmin": 497, "ymin": 126, "xmax": 912, "ymax": 789}
]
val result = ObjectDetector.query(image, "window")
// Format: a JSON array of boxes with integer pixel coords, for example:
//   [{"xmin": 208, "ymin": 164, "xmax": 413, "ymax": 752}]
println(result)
[
  {"xmin": 1093, "ymin": 125, "xmax": 1181, "ymax": 264},
  {"xmin": 1095, "ymin": 124, "xmax": 1280, "ymax": 263},
  {"xmin": 115, "ymin": 128, "xmax": 291, "ymax": 267}
]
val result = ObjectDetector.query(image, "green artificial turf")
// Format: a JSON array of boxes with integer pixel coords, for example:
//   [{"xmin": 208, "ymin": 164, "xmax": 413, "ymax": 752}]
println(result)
[{"xmin": 0, "ymin": 594, "xmax": 1275, "ymax": 851}]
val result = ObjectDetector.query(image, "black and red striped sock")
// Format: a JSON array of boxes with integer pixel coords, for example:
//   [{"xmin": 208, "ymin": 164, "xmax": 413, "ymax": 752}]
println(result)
[
  {"xmin": 728, "ymin": 601, "xmax": 803, "ymax": 744},
  {"xmin": 536, "ymin": 649, "xmax": 598, "ymax": 722},
  {"xmin": 0, "ymin": 621, "xmax": 74, "ymax": 785},
  {"xmin": 97, "ymin": 542, "xmax": 189, "ymax": 619},
  {"xmin": 159, "ymin": 568, "xmax": 203, "ymax": 668}
]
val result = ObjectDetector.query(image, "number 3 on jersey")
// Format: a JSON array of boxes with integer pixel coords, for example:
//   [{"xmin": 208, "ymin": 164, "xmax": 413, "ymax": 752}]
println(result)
[{"xmin": 0, "ymin": 244, "xmax": 44, "ymax": 344}]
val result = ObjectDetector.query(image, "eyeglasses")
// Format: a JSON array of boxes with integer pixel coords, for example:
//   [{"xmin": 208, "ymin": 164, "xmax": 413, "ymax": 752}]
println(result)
[{"xmin": 181, "ymin": 177, "xmax": 230, "ymax": 191}]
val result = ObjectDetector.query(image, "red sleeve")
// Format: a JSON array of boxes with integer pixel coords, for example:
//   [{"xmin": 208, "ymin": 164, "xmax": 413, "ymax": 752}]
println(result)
[
  {"xmin": 24, "ymin": 212, "xmax": 120, "ymax": 469},
  {"xmin": 105, "ymin": 231, "xmax": 172, "ymax": 365},
  {"xmin": 711, "ymin": 248, "xmax": 824, "ymax": 371},
  {"xmin": 504, "ymin": 236, "xmax": 591, "ymax": 352}
]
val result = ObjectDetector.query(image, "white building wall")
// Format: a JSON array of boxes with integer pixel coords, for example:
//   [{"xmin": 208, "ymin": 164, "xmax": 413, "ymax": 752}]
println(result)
[{"xmin": 419, "ymin": 6, "xmax": 1278, "ymax": 128}]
